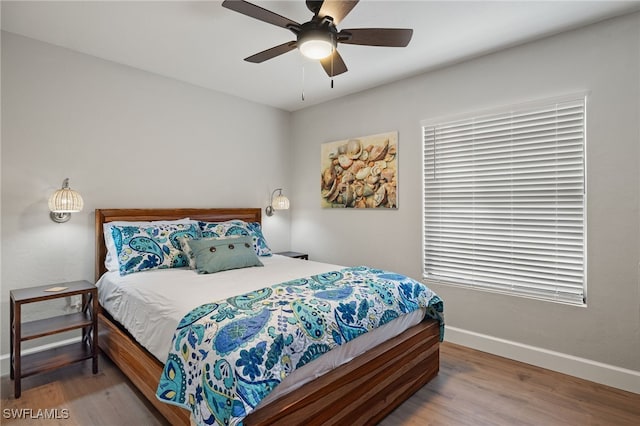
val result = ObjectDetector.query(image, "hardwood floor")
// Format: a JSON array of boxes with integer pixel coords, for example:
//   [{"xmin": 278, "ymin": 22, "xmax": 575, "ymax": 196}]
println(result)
[
  {"xmin": 2, "ymin": 342, "xmax": 638, "ymax": 425},
  {"xmin": 1, "ymin": 356, "xmax": 168, "ymax": 426},
  {"xmin": 382, "ymin": 343, "xmax": 640, "ymax": 426}
]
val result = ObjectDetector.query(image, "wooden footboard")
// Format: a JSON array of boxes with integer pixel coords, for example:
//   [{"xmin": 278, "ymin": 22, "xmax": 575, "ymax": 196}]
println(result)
[
  {"xmin": 246, "ymin": 319, "xmax": 440, "ymax": 425},
  {"xmin": 99, "ymin": 310, "xmax": 439, "ymax": 425}
]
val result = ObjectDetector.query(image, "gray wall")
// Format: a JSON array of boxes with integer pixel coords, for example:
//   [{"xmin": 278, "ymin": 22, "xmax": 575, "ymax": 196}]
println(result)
[
  {"xmin": 290, "ymin": 13, "xmax": 640, "ymax": 372},
  {"xmin": 0, "ymin": 32, "xmax": 292, "ymax": 356},
  {"xmin": 2, "ymin": 11, "xmax": 639, "ymax": 387}
]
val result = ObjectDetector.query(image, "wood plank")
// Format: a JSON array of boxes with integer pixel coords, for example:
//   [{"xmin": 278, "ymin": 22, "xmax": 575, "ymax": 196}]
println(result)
[
  {"xmin": 98, "ymin": 310, "xmax": 440, "ymax": 426},
  {"xmin": 21, "ymin": 344, "xmax": 93, "ymax": 378},
  {"xmin": 1, "ymin": 356, "xmax": 168, "ymax": 426},
  {"xmin": 4, "ymin": 342, "xmax": 639, "ymax": 425},
  {"xmin": 243, "ymin": 321, "xmax": 439, "ymax": 425},
  {"xmin": 11, "ymin": 281, "xmax": 95, "ymax": 304},
  {"xmin": 21, "ymin": 312, "xmax": 93, "ymax": 341},
  {"xmin": 98, "ymin": 312, "xmax": 191, "ymax": 425},
  {"xmin": 380, "ymin": 343, "xmax": 640, "ymax": 426}
]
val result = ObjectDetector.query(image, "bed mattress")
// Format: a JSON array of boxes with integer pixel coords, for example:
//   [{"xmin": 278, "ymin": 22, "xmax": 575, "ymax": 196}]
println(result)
[{"xmin": 96, "ymin": 255, "xmax": 424, "ymax": 406}]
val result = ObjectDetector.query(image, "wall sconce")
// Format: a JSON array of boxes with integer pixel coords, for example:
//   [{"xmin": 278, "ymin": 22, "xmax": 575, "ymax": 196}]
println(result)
[
  {"xmin": 48, "ymin": 178, "xmax": 84, "ymax": 223},
  {"xmin": 265, "ymin": 188, "xmax": 290, "ymax": 217}
]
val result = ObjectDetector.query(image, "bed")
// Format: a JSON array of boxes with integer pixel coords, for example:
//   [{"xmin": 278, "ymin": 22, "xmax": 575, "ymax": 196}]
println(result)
[{"xmin": 95, "ymin": 208, "xmax": 442, "ymax": 425}]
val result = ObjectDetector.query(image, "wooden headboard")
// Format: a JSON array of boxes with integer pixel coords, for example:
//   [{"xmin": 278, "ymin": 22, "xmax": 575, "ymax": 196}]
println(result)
[{"xmin": 95, "ymin": 208, "xmax": 262, "ymax": 282}]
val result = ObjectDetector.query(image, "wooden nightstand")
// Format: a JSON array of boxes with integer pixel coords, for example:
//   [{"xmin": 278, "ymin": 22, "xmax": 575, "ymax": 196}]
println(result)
[
  {"xmin": 10, "ymin": 280, "xmax": 98, "ymax": 398},
  {"xmin": 275, "ymin": 251, "xmax": 309, "ymax": 260}
]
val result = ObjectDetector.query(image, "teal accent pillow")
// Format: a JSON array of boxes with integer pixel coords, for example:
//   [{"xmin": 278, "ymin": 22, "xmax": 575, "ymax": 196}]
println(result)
[
  {"xmin": 111, "ymin": 223, "xmax": 200, "ymax": 275},
  {"xmin": 189, "ymin": 236, "xmax": 264, "ymax": 274},
  {"xmin": 178, "ymin": 235, "xmax": 241, "ymax": 269},
  {"xmin": 198, "ymin": 220, "xmax": 272, "ymax": 257}
]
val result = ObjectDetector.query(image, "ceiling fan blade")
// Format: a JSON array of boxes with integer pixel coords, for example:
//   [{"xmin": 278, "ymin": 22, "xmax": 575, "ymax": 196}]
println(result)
[
  {"xmin": 245, "ymin": 41, "xmax": 298, "ymax": 63},
  {"xmin": 222, "ymin": 0, "xmax": 300, "ymax": 30},
  {"xmin": 318, "ymin": 0, "xmax": 359, "ymax": 26},
  {"xmin": 320, "ymin": 50, "xmax": 348, "ymax": 77},
  {"xmin": 338, "ymin": 28, "xmax": 413, "ymax": 47}
]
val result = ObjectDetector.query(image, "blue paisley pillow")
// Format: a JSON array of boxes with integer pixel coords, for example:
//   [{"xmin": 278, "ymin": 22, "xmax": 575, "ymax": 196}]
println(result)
[
  {"xmin": 198, "ymin": 220, "xmax": 272, "ymax": 256},
  {"xmin": 111, "ymin": 223, "xmax": 201, "ymax": 275},
  {"xmin": 103, "ymin": 218, "xmax": 195, "ymax": 272}
]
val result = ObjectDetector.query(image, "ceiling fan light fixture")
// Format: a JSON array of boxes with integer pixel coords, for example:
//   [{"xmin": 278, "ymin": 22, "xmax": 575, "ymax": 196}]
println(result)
[
  {"xmin": 223, "ymin": 0, "xmax": 414, "ymax": 78},
  {"xmin": 298, "ymin": 31, "xmax": 334, "ymax": 59}
]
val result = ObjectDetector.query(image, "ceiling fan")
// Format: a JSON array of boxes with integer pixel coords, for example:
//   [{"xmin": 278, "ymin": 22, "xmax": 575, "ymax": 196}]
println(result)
[{"xmin": 221, "ymin": 0, "xmax": 413, "ymax": 77}]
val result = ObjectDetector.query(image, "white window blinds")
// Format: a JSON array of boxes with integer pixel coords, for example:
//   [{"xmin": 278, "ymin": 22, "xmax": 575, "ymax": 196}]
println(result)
[{"xmin": 422, "ymin": 97, "xmax": 586, "ymax": 305}]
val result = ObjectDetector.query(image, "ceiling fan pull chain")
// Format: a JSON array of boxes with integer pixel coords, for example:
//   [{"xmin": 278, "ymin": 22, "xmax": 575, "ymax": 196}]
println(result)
[
  {"xmin": 331, "ymin": 44, "xmax": 335, "ymax": 89},
  {"xmin": 301, "ymin": 65, "xmax": 305, "ymax": 101}
]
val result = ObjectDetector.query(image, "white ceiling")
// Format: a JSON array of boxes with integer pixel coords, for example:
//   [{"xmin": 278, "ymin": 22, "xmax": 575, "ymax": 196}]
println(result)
[{"xmin": 2, "ymin": 1, "xmax": 639, "ymax": 111}]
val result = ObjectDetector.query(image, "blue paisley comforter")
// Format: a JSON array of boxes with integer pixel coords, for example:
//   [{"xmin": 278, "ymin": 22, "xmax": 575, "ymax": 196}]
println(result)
[{"xmin": 156, "ymin": 266, "xmax": 444, "ymax": 426}]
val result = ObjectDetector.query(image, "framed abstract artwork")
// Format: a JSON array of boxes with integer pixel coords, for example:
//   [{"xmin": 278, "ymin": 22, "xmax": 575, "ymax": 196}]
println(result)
[{"xmin": 321, "ymin": 131, "xmax": 398, "ymax": 209}]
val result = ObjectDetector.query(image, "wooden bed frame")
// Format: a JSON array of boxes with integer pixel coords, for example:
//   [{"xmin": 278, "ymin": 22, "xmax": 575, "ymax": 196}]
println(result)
[{"xmin": 95, "ymin": 208, "xmax": 440, "ymax": 425}]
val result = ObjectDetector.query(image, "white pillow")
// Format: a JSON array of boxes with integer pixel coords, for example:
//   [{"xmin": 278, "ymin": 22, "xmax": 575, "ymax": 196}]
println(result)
[{"xmin": 103, "ymin": 218, "xmax": 195, "ymax": 272}]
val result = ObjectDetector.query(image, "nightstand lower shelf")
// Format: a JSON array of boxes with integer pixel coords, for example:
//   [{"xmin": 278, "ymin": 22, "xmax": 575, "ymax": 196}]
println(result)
[{"xmin": 21, "ymin": 343, "xmax": 95, "ymax": 378}]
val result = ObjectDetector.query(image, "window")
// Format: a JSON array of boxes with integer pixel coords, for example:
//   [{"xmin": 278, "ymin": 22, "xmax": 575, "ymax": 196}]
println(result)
[{"xmin": 422, "ymin": 96, "xmax": 586, "ymax": 305}]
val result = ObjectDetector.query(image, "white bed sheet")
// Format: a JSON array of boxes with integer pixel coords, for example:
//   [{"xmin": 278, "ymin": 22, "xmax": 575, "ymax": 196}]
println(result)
[{"xmin": 96, "ymin": 255, "xmax": 424, "ymax": 407}]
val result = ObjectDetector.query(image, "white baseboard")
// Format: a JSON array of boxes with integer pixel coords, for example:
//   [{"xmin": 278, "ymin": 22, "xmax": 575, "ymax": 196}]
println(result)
[
  {"xmin": 445, "ymin": 326, "xmax": 640, "ymax": 394},
  {"xmin": 0, "ymin": 337, "xmax": 81, "ymax": 377}
]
